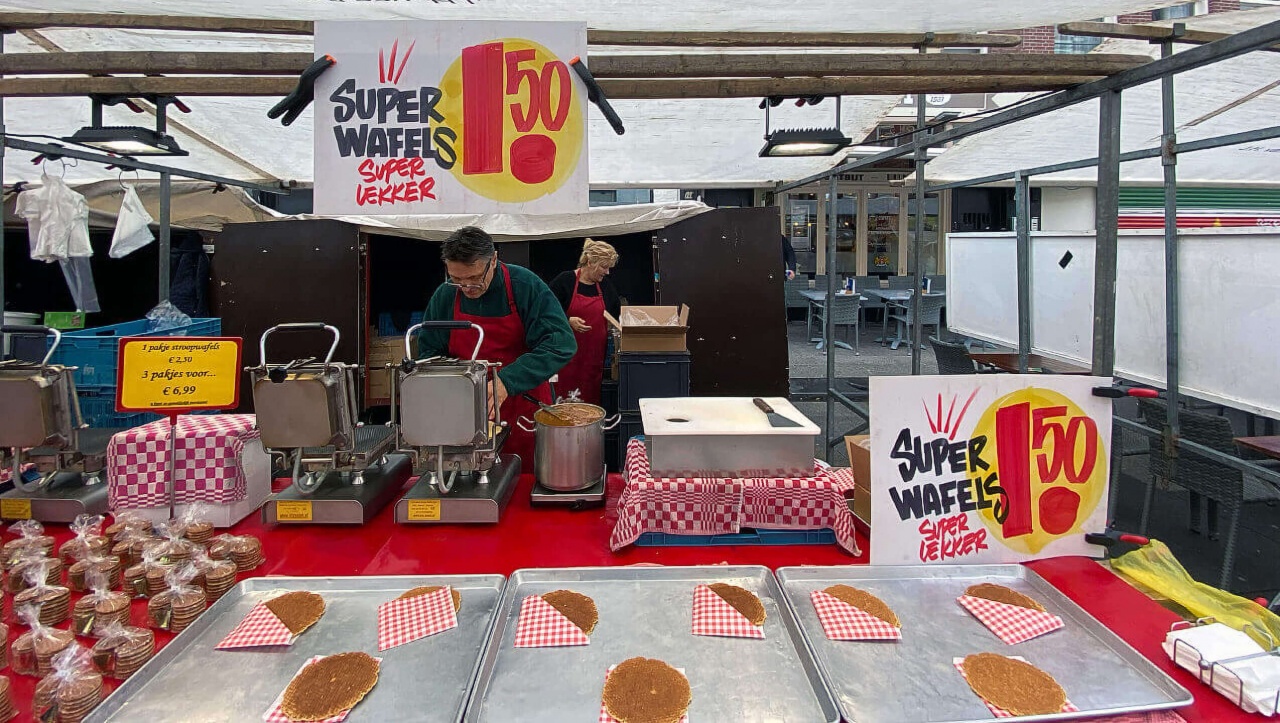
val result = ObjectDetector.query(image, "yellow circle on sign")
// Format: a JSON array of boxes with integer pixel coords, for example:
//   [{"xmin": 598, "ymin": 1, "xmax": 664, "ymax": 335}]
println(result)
[
  {"xmin": 437, "ymin": 38, "xmax": 584, "ymax": 203},
  {"xmin": 969, "ymin": 387, "xmax": 1107, "ymax": 554}
]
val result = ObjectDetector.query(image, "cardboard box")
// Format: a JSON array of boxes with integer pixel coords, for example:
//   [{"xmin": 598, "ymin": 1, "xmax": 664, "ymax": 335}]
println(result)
[
  {"xmin": 605, "ymin": 305, "xmax": 690, "ymax": 353},
  {"xmin": 367, "ymin": 334, "xmax": 415, "ymax": 402},
  {"xmin": 845, "ymin": 434, "xmax": 873, "ymax": 530}
]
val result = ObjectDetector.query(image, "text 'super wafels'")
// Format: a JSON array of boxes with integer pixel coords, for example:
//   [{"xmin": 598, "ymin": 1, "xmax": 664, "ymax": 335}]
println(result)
[
  {"xmin": 962, "ymin": 652, "xmax": 1066, "ymax": 716},
  {"xmin": 265, "ymin": 591, "xmax": 326, "ymax": 636},
  {"xmin": 964, "ymin": 583, "xmax": 1047, "ymax": 612},
  {"xmin": 399, "ymin": 585, "xmax": 461, "ymax": 612},
  {"xmin": 822, "ymin": 585, "xmax": 900, "ymax": 628},
  {"xmin": 542, "ymin": 590, "xmax": 598, "ymax": 635},
  {"xmin": 280, "ymin": 652, "xmax": 380, "ymax": 721},
  {"xmin": 708, "ymin": 583, "xmax": 766, "ymax": 626},
  {"xmin": 603, "ymin": 657, "xmax": 691, "ymax": 723}
]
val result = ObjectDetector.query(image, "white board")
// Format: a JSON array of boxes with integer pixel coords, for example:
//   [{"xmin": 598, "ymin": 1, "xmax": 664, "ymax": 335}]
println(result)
[
  {"xmin": 946, "ymin": 229, "xmax": 1280, "ymax": 418},
  {"xmin": 313, "ymin": 21, "xmax": 588, "ymax": 215},
  {"xmin": 869, "ymin": 375, "xmax": 1112, "ymax": 566}
]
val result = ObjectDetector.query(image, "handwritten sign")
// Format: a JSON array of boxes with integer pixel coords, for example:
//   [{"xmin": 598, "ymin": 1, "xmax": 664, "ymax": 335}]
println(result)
[
  {"xmin": 869, "ymin": 375, "xmax": 1112, "ymax": 565},
  {"xmin": 116, "ymin": 338, "xmax": 242, "ymax": 413},
  {"xmin": 314, "ymin": 20, "xmax": 588, "ymax": 215}
]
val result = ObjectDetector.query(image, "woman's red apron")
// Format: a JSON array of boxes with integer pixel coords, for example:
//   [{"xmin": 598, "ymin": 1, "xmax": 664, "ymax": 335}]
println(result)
[
  {"xmin": 448, "ymin": 262, "xmax": 550, "ymax": 465},
  {"xmin": 557, "ymin": 269, "xmax": 608, "ymax": 405}
]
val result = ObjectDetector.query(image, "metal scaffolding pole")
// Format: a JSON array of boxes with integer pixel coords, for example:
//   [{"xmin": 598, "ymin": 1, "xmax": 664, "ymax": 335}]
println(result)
[
  {"xmin": 0, "ymin": 32, "xmax": 6, "ymax": 330},
  {"xmin": 1155, "ymin": 32, "xmax": 1184, "ymax": 532},
  {"xmin": 1014, "ymin": 171, "xmax": 1031, "ymax": 373},
  {"xmin": 909, "ymin": 37, "xmax": 930, "ymax": 375},
  {"xmin": 824, "ymin": 174, "xmax": 838, "ymax": 458},
  {"xmin": 1092, "ymin": 90, "xmax": 1122, "ymax": 377},
  {"xmin": 158, "ymin": 171, "xmax": 171, "ymax": 303}
]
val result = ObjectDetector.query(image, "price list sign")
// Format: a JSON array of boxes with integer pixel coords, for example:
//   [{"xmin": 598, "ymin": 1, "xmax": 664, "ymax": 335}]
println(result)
[
  {"xmin": 868, "ymin": 375, "xmax": 1113, "ymax": 565},
  {"xmin": 116, "ymin": 337, "xmax": 242, "ymax": 413},
  {"xmin": 313, "ymin": 20, "xmax": 588, "ymax": 215}
]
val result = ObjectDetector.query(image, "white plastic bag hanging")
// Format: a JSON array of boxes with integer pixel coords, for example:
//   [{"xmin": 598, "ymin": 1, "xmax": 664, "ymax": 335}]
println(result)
[{"xmin": 109, "ymin": 185, "xmax": 155, "ymax": 259}]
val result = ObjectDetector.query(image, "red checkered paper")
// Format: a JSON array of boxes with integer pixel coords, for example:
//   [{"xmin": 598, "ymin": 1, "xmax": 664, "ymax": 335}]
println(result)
[
  {"xmin": 957, "ymin": 594, "xmax": 1064, "ymax": 645},
  {"xmin": 598, "ymin": 665, "xmax": 689, "ymax": 723},
  {"xmin": 953, "ymin": 656, "xmax": 1080, "ymax": 717},
  {"xmin": 691, "ymin": 584, "xmax": 764, "ymax": 640},
  {"xmin": 377, "ymin": 586, "xmax": 458, "ymax": 651},
  {"xmin": 810, "ymin": 590, "xmax": 902, "ymax": 641},
  {"xmin": 513, "ymin": 595, "xmax": 590, "ymax": 648},
  {"xmin": 216, "ymin": 602, "xmax": 295, "ymax": 650},
  {"xmin": 262, "ymin": 655, "xmax": 380, "ymax": 723}
]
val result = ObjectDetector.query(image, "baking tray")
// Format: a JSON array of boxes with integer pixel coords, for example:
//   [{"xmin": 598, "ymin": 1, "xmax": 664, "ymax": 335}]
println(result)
[
  {"xmin": 86, "ymin": 574, "xmax": 506, "ymax": 723},
  {"xmin": 775, "ymin": 565, "xmax": 1193, "ymax": 723},
  {"xmin": 464, "ymin": 565, "xmax": 839, "ymax": 722}
]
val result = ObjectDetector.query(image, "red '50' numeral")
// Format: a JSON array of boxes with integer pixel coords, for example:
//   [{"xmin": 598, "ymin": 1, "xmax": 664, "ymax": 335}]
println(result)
[
  {"xmin": 505, "ymin": 49, "xmax": 571, "ymax": 133},
  {"xmin": 995, "ymin": 402, "xmax": 1100, "ymax": 539},
  {"xmin": 461, "ymin": 41, "xmax": 571, "ymax": 177}
]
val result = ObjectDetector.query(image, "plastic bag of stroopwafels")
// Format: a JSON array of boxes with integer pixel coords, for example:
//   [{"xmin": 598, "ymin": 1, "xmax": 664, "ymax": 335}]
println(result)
[
  {"xmin": 12, "ymin": 558, "xmax": 70, "ymax": 628},
  {"xmin": 174, "ymin": 503, "xmax": 216, "ymax": 546},
  {"xmin": 6, "ymin": 548, "xmax": 61, "ymax": 595},
  {"xmin": 150, "ymin": 520, "xmax": 199, "ymax": 567},
  {"xmin": 34, "ymin": 644, "xmax": 103, "ymax": 723},
  {"xmin": 123, "ymin": 541, "xmax": 166, "ymax": 600},
  {"xmin": 104, "ymin": 511, "xmax": 153, "ymax": 544},
  {"xmin": 91, "ymin": 620, "xmax": 154, "ymax": 680},
  {"xmin": 190, "ymin": 550, "xmax": 237, "ymax": 604},
  {"xmin": 208, "ymin": 533, "xmax": 263, "ymax": 571},
  {"xmin": 11, "ymin": 604, "xmax": 73, "ymax": 677},
  {"xmin": 72, "ymin": 568, "xmax": 130, "ymax": 638},
  {"xmin": 146, "ymin": 564, "xmax": 206, "ymax": 633},
  {"xmin": 58, "ymin": 514, "xmax": 109, "ymax": 565},
  {"xmin": 3, "ymin": 520, "xmax": 55, "ymax": 568}
]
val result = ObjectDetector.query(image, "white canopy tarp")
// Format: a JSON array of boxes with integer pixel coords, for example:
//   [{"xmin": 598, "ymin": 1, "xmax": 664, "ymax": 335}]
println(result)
[
  {"xmin": 922, "ymin": 8, "xmax": 1280, "ymax": 187},
  {"xmin": 0, "ymin": 0, "xmax": 1183, "ymax": 189}
]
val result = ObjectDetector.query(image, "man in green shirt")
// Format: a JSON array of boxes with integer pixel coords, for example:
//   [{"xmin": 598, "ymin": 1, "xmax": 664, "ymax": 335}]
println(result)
[{"xmin": 417, "ymin": 227, "xmax": 575, "ymax": 463}]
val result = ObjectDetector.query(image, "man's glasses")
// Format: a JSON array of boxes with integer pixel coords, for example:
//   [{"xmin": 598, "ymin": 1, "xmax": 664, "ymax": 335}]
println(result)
[{"xmin": 445, "ymin": 256, "xmax": 495, "ymax": 290}]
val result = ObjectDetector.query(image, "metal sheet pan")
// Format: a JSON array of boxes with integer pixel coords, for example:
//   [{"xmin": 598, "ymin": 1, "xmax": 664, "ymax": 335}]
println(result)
[
  {"xmin": 465, "ymin": 565, "xmax": 839, "ymax": 722},
  {"xmin": 86, "ymin": 574, "xmax": 506, "ymax": 723},
  {"xmin": 775, "ymin": 565, "xmax": 1193, "ymax": 723}
]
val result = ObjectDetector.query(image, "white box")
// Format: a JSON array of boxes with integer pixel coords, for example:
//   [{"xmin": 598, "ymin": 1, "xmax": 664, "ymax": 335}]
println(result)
[{"xmin": 113, "ymin": 439, "xmax": 272, "ymax": 528}]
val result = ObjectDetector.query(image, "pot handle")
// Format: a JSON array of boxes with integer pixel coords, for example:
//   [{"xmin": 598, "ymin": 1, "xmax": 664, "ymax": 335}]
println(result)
[
  {"xmin": 516, "ymin": 416, "xmax": 536, "ymax": 433},
  {"xmin": 601, "ymin": 414, "xmax": 622, "ymax": 431}
]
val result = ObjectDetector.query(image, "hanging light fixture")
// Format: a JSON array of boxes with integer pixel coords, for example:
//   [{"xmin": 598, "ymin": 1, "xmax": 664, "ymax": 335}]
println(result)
[
  {"xmin": 759, "ymin": 95, "xmax": 851, "ymax": 158},
  {"xmin": 64, "ymin": 96, "xmax": 187, "ymax": 156}
]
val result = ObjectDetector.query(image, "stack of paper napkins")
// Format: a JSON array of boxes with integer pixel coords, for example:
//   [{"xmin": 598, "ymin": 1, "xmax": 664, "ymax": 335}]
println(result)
[{"xmin": 1163, "ymin": 622, "xmax": 1280, "ymax": 716}]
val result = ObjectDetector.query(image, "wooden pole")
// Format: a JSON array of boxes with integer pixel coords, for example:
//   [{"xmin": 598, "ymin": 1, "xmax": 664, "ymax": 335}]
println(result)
[
  {"xmin": 1057, "ymin": 20, "xmax": 1280, "ymax": 53},
  {"xmin": 0, "ymin": 51, "xmax": 314, "ymax": 75},
  {"xmin": 0, "ymin": 12, "xmax": 313, "ymax": 35}
]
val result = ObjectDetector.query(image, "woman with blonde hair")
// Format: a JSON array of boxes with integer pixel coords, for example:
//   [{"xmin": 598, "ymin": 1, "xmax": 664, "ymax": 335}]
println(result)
[{"xmin": 549, "ymin": 238, "xmax": 620, "ymax": 404}]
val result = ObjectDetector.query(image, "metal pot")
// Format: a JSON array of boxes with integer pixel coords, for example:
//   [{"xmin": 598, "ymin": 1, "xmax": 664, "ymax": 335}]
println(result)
[{"xmin": 518, "ymin": 403, "xmax": 619, "ymax": 492}]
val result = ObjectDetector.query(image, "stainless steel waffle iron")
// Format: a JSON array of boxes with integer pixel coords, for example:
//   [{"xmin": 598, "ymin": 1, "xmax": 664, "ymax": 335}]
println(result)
[
  {"xmin": 0, "ymin": 325, "xmax": 109, "ymax": 522},
  {"xmin": 248, "ymin": 323, "xmax": 412, "ymax": 524},
  {"xmin": 391, "ymin": 321, "xmax": 520, "ymax": 524}
]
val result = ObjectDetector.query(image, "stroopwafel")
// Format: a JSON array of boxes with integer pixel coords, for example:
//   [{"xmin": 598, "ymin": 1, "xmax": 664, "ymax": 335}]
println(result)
[
  {"xmin": 264, "ymin": 591, "xmax": 326, "ymax": 636},
  {"xmin": 707, "ymin": 583, "xmax": 766, "ymax": 626},
  {"xmin": 92, "ymin": 627, "xmax": 154, "ymax": 680},
  {"xmin": 68, "ymin": 557, "xmax": 122, "ymax": 593},
  {"xmin": 229, "ymin": 537, "xmax": 264, "ymax": 572},
  {"xmin": 202, "ymin": 561, "xmax": 238, "ymax": 603},
  {"xmin": 183, "ymin": 521, "xmax": 214, "ymax": 546},
  {"xmin": 398, "ymin": 586, "xmax": 461, "ymax": 612},
  {"xmin": 147, "ymin": 589, "xmax": 206, "ymax": 633},
  {"xmin": 6, "ymin": 558, "xmax": 62, "ymax": 594},
  {"xmin": 541, "ymin": 590, "xmax": 598, "ymax": 635},
  {"xmin": 72, "ymin": 593, "xmax": 130, "ymax": 637},
  {"xmin": 0, "ymin": 676, "xmax": 14, "ymax": 721},
  {"xmin": 58, "ymin": 535, "xmax": 109, "ymax": 565},
  {"xmin": 964, "ymin": 583, "xmax": 1047, "ymax": 612},
  {"xmin": 822, "ymin": 585, "xmax": 901, "ymax": 628},
  {"xmin": 145, "ymin": 563, "xmax": 175, "ymax": 597},
  {"xmin": 14, "ymin": 587, "xmax": 71, "ymax": 627},
  {"xmin": 962, "ymin": 652, "xmax": 1066, "ymax": 716},
  {"xmin": 280, "ymin": 652, "xmax": 380, "ymax": 721},
  {"xmin": 12, "ymin": 628, "xmax": 74, "ymax": 677},
  {"xmin": 602, "ymin": 657, "xmax": 691, "ymax": 723},
  {"xmin": 122, "ymin": 564, "xmax": 150, "ymax": 598},
  {"xmin": 35, "ymin": 670, "xmax": 103, "ymax": 723}
]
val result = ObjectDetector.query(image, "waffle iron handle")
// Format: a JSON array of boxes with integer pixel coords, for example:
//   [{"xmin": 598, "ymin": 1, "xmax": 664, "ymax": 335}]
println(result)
[
  {"xmin": 258, "ymin": 323, "xmax": 340, "ymax": 367},
  {"xmin": 405, "ymin": 321, "xmax": 485, "ymax": 362},
  {"xmin": 1, "ymin": 325, "xmax": 61, "ymax": 365}
]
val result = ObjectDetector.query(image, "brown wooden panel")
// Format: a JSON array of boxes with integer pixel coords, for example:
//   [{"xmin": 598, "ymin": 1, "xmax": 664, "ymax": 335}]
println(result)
[
  {"xmin": 211, "ymin": 219, "xmax": 364, "ymax": 412},
  {"xmin": 653, "ymin": 208, "xmax": 788, "ymax": 397}
]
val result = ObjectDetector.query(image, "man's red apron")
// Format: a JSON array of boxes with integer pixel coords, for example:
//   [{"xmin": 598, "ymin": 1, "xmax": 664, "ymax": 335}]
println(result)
[
  {"xmin": 556, "ymin": 269, "xmax": 608, "ymax": 405},
  {"xmin": 448, "ymin": 262, "xmax": 550, "ymax": 465}
]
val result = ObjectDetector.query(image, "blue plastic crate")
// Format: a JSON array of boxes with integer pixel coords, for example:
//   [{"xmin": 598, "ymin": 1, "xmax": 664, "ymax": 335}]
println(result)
[
  {"xmin": 75, "ymin": 391, "xmax": 159, "ymax": 430},
  {"xmin": 377, "ymin": 312, "xmax": 424, "ymax": 337},
  {"xmin": 633, "ymin": 528, "xmax": 837, "ymax": 547},
  {"xmin": 47, "ymin": 318, "xmax": 220, "ymax": 388}
]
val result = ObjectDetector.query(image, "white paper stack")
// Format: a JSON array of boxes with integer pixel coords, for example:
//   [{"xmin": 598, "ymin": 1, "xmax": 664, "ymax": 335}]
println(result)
[{"xmin": 1163, "ymin": 622, "xmax": 1280, "ymax": 716}]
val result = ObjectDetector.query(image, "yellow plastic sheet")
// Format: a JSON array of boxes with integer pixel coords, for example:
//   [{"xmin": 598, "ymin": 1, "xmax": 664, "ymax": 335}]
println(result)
[{"xmin": 1112, "ymin": 539, "xmax": 1280, "ymax": 647}]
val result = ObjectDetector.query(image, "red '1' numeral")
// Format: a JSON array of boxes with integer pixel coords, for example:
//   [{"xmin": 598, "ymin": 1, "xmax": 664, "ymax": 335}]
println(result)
[
  {"xmin": 462, "ymin": 41, "xmax": 505, "ymax": 175},
  {"xmin": 995, "ymin": 402, "xmax": 1034, "ymax": 539}
]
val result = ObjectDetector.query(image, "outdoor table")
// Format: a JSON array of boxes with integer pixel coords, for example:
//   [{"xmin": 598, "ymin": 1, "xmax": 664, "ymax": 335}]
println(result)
[
  {"xmin": 969, "ymin": 351, "xmax": 1093, "ymax": 375},
  {"xmin": 1234, "ymin": 435, "xmax": 1280, "ymax": 461},
  {"xmin": 800, "ymin": 288, "xmax": 862, "ymax": 351},
  {"xmin": 861, "ymin": 288, "xmax": 945, "ymax": 350}
]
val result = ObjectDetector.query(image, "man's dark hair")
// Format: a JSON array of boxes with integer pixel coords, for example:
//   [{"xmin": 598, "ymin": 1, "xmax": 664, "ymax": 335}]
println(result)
[{"xmin": 442, "ymin": 226, "xmax": 496, "ymax": 263}]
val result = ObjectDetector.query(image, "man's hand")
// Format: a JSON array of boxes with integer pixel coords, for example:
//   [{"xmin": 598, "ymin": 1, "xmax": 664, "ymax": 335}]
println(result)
[
  {"xmin": 488, "ymin": 375, "xmax": 509, "ymax": 420},
  {"xmin": 785, "ymin": 269, "xmax": 796, "ymax": 281},
  {"xmin": 569, "ymin": 316, "xmax": 592, "ymax": 333}
]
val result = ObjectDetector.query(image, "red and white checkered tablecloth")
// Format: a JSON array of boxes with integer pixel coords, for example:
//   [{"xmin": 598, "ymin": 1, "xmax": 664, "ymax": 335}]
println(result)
[
  {"xmin": 610, "ymin": 439, "xmax": 861, "ymax": 555},
  {"xmin": 107, "ymin": 414, "xmax": 260, "ymax": 510}
]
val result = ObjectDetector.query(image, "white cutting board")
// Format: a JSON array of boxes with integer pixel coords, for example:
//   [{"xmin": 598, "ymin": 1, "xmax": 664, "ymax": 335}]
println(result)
[{"xmin": 640, "ymin": 397, "xmax": 819, "ymax": 436}]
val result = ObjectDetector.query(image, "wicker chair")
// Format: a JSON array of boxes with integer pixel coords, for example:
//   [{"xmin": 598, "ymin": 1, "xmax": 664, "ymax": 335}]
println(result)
[
  {"xmin": 886, "ymin": 294, "xmax": 946, "ymax": 349},
  {"xmin": 928, "ymin": 336, "xmax": 976, "ymax": 374},
  {"xmin": 813, "ymin": 294, "xmax": 861, "ymax": 354},
  {"xmin": 1136, "ymin": 399, "xmax": 1280, "ymax": 589},
  {"xmin": 783, "ymin": 278, "xmax": 809, "ymax": 321},
  {"xmin": 927, "ymin": 274, "xmax": 947, "ymax": 292},
  {"xmin": 887, "ymin": 275, "xmax": 914, "ymax": 290}
]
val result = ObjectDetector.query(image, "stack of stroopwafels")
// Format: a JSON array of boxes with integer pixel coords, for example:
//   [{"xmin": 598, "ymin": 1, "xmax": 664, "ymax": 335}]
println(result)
[
  {"xmin": 15, "ymin": 587, "xmax": 71, "ymax": 627},
  {"xmin": 72, "ymin": 592, "xmax": 130, "ymax": 637},
  {"xmin": 147, "ymin": 589, "xmax": 206, "ymax": 633},
  {"xmin": 91, "ymin": 627, "xmax": 155, "ymax": 680},
  {"xmin": 67, "ymin": 556, "xmax": 121, "ymax": 592},
  {"xmin": 201, "ymin": 561, "xmax": 238, "ymax": 603},
  {"xmin": 12, "ymin": 628, "xmax": 74, "ymax": 677}
]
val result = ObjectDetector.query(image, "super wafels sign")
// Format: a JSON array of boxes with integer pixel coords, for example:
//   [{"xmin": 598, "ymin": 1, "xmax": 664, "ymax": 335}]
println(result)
[
  {"xmin": 313, "ymin": 21, "xmax": 588, "ymax": 215},
  {"xmin": 869, "ymin": 375, "xmax": 1112, "ymax": 565}
]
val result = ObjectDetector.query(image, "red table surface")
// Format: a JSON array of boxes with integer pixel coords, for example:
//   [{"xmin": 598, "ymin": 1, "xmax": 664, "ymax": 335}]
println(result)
[{"xmin": 0, "ymin": 473, "xmax": 1251, "ymax": 722}]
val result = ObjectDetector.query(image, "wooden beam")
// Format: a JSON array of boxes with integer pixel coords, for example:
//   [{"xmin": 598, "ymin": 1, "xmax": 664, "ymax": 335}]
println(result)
[
  {"xmin": 586, "ymin": 30, "xmax": 1023, "ymax": 48},
  {"xmin": 0, "ymin": 51, "xmax": 314, "ymax": 76},
  {"xmin": 0, "ymin": 51, "xmax": 1146, "ymax": 79},
  {"xmin": 1056, "ymin": 20, "xmax": 1280, "ymax": 53},
  {"xmin": 0, "ymin": 12, "xmax": 313, "ymax": 35},
  {"xmin": 0, "ymin": 77, "xmax": 297, "ymax": 97},
  {"xmin": 597, "ymin": 76, "xmax": 1100, "ymax": 98},
  {"xmin": 586, "ymin": 53, "xmax": 1147, "ymax": 78}
]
